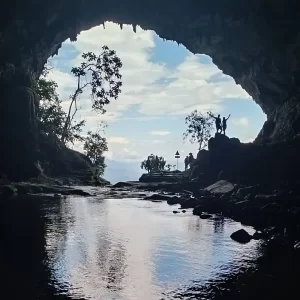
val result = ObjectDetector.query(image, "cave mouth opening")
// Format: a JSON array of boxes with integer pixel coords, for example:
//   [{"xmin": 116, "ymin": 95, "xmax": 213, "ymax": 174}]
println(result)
[
  {"xmin": 47, "ymin": 22, "xmax": 265, "ymax": 167},
  {"xmin": 1, "ymin": 1, "xmax": 300, "ymax": 182}
]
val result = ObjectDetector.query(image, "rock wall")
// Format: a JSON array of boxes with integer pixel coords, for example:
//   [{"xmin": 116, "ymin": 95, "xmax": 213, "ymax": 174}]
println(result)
[
  {"xmin": 1, "ymin": 0, "xmax": 300, "ymax": 178},
  {"xmin": 192, "ymin": 133, "xmax": 300, "ymax": 186}
]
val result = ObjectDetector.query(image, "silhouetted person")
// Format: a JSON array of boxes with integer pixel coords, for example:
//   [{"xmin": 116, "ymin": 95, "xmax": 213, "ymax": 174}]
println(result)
[
  {"xmin": 188, "ymin": 153, "xmax": 195, "ymax": 167},
  {"xmin": 146, "ymin": 157, "xmax": 151, "ymax": 173},
  {"xmin": 222, "ymin": 114, "xmax": 231, "ymax": 135},
  {"xmin": 209, "ymin": 113, "xmax": 222, "ymax": 133},
  {"xmin": 184, "ymin": 156, "xmax": 189, "ymax": 171}
]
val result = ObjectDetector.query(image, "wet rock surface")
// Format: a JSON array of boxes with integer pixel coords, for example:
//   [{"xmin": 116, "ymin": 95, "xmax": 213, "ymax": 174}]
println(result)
[
  {"xmin": 230, "ymin": 229, "xmax": 252, "ymax": 244},
  {"xmin": 0, "ymin": 182, "xmax": 93, "ymax": 198},
  {"xmin": 136, "ymin": 177, "xmax": 300, "ymax": 253}
]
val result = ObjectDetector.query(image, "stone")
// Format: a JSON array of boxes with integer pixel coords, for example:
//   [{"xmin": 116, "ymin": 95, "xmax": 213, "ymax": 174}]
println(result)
[
  {"xmin": 144, "ymin": 193, "xmax": 179, "ymax": 202},
  {"xmin": 252, "ymin": 231, "xmax": 263, "ymax": 240},
  {"xmin": 139, "ymin": 171, "xmax": 183, "ymax": 183},
  {"xmin": 60, "ymin": 189, "xmax": 92, "ymax": 197},
  {"xmin": 266, "ymin": 235, "xmax": 292, "ymax": 252},
  {"xmin": 193, "ymin": 205, "xmax": 203, "ymax": 216},
  {"xmin": 294, "ymin": 241, "xmax": 300, "ymax": 251},
  {"xmin": 262, "ymin": 226, "xmax": 278, "ymax": 238},
  {"xmin": 180, "ymin": 198, "xmax": 202, "ymax": 209},
  {"xmin": 167, "ymin": 196, "xmax": 182, "ymax": 205},
  {"xmin": 173, "ymin": 211, "xmax": 179, "ymax": 214},
  {"xmin": 259, "ymin": 203, "xmax": 282, "ymax": 218},
  {"xmin": 182, "ymin": 210, "xmax": 186, "ymax": 213},
  {"xmin": 236, "ymin": 185, "xmax": 261, "ymax": 198},
  {"xmin": 230, "ymin": 229, "xmax": 252, "ymax": 244},
  {"xmin": 196, "ymin": 189, "xmax": 211, "ymax": 197},
  {"xmin": 205, "ymin": 180, "xmax": 235, "ymax": 195},
  {"xmin": 254, "ymin": 195, "xmax": 277, "ymax": 206},
  {"xmin": 0, "ymin": 185, "xmax": 17, "ymax": 197},
  {"xmin": 16, "ymin": 184, "xmax": 31, "ymax": 195},
  {"xmin": 200, "ymin": 214, "xmax": 213, "ymax": 219},
  {"xmin": 113, "ymin": 182, "xmax": 133, "ymax": 188}
]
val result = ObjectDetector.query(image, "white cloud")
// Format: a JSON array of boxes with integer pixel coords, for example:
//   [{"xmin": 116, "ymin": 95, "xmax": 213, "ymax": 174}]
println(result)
[
  {"xmin": 231, "ymin": 117, "xmax": 249, "ymax": 127},
  {"xmin": 107, "ymin": 136, "xmax": 129, "ymax": 144},
  {"xmin": 49, "ymin": 22, "xmax": 251, "ymax": 133},
  {"xmin": 48, "ymin": 22, "xmax": 265, "ymax": 179},
  {"xmin": 150, "ymin": 131, "xmax": 171, "ymax": 136}
]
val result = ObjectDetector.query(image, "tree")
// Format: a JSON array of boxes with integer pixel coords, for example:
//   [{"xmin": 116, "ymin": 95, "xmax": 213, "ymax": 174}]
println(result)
[
  {"xmin": 62, "ymin": 47, "xmax": 122, "ymax": 143},
  {"xmin": 165, "ymin": 164, "xmax": 172, "ymax": 171},
  {"xmin": 83, "ymin": 127, "xmax": 108, "ymax": 177},
  {"xmin": 141, "ymin": 155, "xmax": 167, "ymax": 173},
  {"xmin": 35, "ymin": 75, "xmax": 85, "ymax": 144},
  {"xmin": 183, "ymin": 110, "xmax": 214, "ymax": 150}
]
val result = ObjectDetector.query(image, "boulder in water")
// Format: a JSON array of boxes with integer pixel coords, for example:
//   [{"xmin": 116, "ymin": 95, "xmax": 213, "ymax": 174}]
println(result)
[
  {"xmin": 144, "ymin": 193, "xmax": 179, "ymax": 201},
  {"xmin": 180, "ymin": 197, "xmax": 202, "ymax": 209},
  {"xmin": 113, "ymin": 182, "xmax": 133, "ymax": 188},
  {"xmin": 200, "ymin": 213, "xmax": 213, "ymax": 219},
  {"xmin": 230, "ymin": 229, "xmax": 252, "ymax": 243},
  {"xmin": 193, "ymin": 205, "xmax": 203, "ymax": 216}
]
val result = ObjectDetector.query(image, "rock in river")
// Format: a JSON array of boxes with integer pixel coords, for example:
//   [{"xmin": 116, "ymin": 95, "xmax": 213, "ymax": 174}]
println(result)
[
  {"xmin": 144, "ymin": 193, "xmax": 179, "ymax": 202},
  {"xmin": 230, "ymin": 229, "xmax": 252, "ymax": 244},
  {"xmin": 113, "ymin": 182, "xmax": 133, "ymax": 188},
  {"xmin": 180, "ymin": 198, "xmax": 202, "ymax": 209},
  {"xmin": 193, "ymin": 205, "xmax": 203, "ymax": 216},
  {"xmin": 200, "ymin": 213, "xmax": 213, "ymax": 219}
]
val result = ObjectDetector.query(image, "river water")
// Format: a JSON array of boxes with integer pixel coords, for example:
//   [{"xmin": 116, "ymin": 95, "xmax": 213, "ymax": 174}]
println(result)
[{"xmin": 0, "ymin": 190, "xmax": 265, "ymax": 300}]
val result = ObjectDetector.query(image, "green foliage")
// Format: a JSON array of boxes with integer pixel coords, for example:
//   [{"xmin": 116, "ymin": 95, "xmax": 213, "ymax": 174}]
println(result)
[
  {"xmin": 62, "ymin": 46, "xmax": 122, "ymax": 143},
  {"xmin": 183, "ymin": 110, "xmax": 214, "ymax": 150},
  {"xmin": 35, "ymin": 76, "xmax": 85, "ymax": 144},
  {"xmin": 165, "ymin": 164, "xmax": 176, "ymax": 171},
  {"xmin": 141, "ymin": 155, "xmax": 168, "ymax": 173},
  {"xmin": 83, "ymin": 129, "xmax": 108, "ymax": 176}
]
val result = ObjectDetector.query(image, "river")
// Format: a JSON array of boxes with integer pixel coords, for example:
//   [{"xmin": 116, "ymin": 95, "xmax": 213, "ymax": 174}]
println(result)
[{"xmin": 0, "ymin": 188, "xmax": 273, "ymax": 300}]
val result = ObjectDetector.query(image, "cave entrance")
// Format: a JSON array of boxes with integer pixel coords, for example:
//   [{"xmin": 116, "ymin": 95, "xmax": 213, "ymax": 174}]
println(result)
[{"xmin": 46, "ymin": 22, "xmax": 265, "ymax": 182}]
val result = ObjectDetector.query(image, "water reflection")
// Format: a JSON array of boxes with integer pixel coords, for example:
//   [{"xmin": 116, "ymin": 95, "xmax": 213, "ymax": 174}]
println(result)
[
  {"xmin": 0, "ymin": 192, "xmax": 268, "ymax": 300},
  {"xmin": 43, "ymin": 196, "xmax": 260, "ymax": 300}
]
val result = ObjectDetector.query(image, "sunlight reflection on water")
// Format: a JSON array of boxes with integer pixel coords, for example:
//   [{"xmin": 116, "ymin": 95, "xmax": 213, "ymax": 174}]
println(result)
[{"xmin": 44, "ymin": 195, "xmax": 260, "ymax": 300}]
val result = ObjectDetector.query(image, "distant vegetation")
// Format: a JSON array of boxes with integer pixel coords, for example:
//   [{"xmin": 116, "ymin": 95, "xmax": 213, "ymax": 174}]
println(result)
[
  {"xmin": 183, "ymin": 110, "xmax": 214, "ymax": 150},
  {"xmin": 141, "ymin": 155, "xmax": 175, "ymax": 173},
  {"xmin": 35, "ymin": 46, "xmax": 123, "ymax": 178}
]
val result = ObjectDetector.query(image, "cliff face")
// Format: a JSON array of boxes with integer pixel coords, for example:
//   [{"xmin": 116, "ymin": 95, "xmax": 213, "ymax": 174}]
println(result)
[
  {"xmin": 0, "ymin": 0, "xmax": 300, "ymax": 179},
  {"xmin": 193, "ymin": 133, "xmax": 300, "ymax": 186}
]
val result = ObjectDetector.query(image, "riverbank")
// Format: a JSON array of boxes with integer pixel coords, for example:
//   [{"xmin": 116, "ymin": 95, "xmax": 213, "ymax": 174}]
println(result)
[
  {"xmin": 129, "ymin": 179, "xmax": 300, "ymax": 250},
  {"xmin": 1, "ymin": 188, "xmax": 299, "ymax": 300}
]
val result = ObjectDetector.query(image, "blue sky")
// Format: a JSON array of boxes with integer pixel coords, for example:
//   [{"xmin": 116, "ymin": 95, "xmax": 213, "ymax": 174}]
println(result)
[{"xmin": 49, "ymin": 22, "xmax": 266, "ymax": 183}]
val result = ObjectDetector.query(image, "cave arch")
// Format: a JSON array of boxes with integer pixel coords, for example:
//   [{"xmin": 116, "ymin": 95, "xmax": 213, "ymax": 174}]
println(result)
[
  {"xmin": 1, "ymin": 0, "xmax": 300, "ymax": 115},
  {"xmin": 1, "ymin": 0, "xmax": 300, "ymax": 179}
]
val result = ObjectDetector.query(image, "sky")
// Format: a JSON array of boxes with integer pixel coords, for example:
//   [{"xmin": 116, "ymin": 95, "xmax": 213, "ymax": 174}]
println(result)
[{"xmin": 49, "ymin": 22, "xmax": 266, "ymax": 183}]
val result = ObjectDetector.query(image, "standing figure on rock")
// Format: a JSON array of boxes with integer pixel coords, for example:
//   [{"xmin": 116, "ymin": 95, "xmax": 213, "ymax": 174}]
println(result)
[
  {"xmin": 222, "ymin": 114, "xmax": 231, "ymax": 135},
  {"xmin": 184, "ymin": 156, "xmax": 189, "ymax": 171},
  {"xmin": 188, "ymin": 153, "xmax": 195, "ymax": 167},
  {"xmin": 209, "ymin": 113, "xmax": 222, "ymax": 133}
]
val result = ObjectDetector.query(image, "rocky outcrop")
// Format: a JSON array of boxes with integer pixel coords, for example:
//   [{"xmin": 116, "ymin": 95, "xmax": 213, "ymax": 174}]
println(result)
[
  {"xmin": 0, "ymin": 182, "xmax": 93, "ymax": 198},
  {"xmin": 230, "ymin": 229, "xmax": 252, "ymax": 244},
  {"xmin": 38, "ymin": 130, "xmax": 109, "ymax": 186},
  {"xmin": 191, "ymin": 133, "xmax": 300, "ymax": 185},
  {"xmin": 1, "ymin": 1, "xmax": 300, "ymax": 179},
  {"xmin": 139, "ymin": 171, "xmax": 183, "ymax": 183}
]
